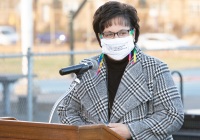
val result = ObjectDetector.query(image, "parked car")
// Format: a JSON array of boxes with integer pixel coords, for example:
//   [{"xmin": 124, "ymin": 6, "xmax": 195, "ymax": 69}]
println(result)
[
  {"xmin": 137, "ymin": 33, "xmax": 189, "ymax": 50},
  {"xmin": 36, "ymin": 32, "xmax": 68, "ymax": 44},
  {"xmin": 0, "ymin": 26, "xmax": 19, "ymax": 45}
]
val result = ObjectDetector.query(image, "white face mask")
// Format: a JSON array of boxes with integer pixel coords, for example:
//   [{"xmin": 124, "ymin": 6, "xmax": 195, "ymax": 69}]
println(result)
[{"xmin": 101, "ymin": 36, "xmax": 135, "ymax": 60}]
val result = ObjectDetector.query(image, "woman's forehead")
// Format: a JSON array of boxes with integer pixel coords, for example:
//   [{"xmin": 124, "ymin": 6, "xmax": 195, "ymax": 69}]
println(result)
[
  {"xmin": 104, "ymin": 16, "xmax": 130, "ymax": 28},
  {"xmin": 103, "ymin": 24, "xmax": 130, "ymax": 32}
]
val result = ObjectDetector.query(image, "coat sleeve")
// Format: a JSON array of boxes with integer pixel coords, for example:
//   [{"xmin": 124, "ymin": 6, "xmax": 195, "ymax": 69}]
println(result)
[
  {"xmin": 127, "ymin": 62, "xmax": 184, "ymax": 140},
  {"xmin": 57, "ymin": 82, "xmax": 90, "ymax": 125}
]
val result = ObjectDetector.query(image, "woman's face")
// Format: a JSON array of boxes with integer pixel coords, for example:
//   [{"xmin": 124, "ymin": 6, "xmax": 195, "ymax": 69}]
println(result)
[{"xmin": 102, "ymin": 18, "xmax": 134, "ymax": 39}]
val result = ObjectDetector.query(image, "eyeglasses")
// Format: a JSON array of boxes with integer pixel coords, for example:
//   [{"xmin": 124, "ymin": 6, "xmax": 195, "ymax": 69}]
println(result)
[{"xmin": 101, "ymin": 29, "xmax": 134, "ymax": 39}]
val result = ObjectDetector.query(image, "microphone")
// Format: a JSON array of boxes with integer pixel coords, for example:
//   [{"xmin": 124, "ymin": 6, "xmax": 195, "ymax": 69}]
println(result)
[{"xmin": 59, "ymin": 59, "xmax": 98, "ymax": 76}]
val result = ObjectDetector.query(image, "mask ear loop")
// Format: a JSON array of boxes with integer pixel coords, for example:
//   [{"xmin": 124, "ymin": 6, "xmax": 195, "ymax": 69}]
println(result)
[
  {"xmin": 96, "ymin": 33, "xmax": 104, "ymax": 76},
  {"xmin": 132, "ymin": 48, "xmax": 137, "ymax": 64},
  {"xmin": 128, "ymin": 49, "xmax": 132, "ymax": 62},
  {"xmin": 132, "ymin": 29, "xmax": 136, "ymax": 64},
  {"xmin": 128, "ymin": 29, "xmax": 136, "ymax": 63},
  {"xmin": 128, "ymin": 48, "xmax": 137, "ymax": 64},
  {"xmin": 96, "ymin": 53, "xmax": 104, "ymax": 75}
]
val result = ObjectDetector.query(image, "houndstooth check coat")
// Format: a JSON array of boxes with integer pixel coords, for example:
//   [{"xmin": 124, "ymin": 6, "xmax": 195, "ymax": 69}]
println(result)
[{"xmin": 58, "ymin": 46, "xmax": 184, "ymax": 140}]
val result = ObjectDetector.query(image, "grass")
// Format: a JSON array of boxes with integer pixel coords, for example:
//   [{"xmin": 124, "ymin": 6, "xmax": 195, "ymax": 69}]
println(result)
[{"xmin": 1, "ymin": 44, "xmax": 200, "ymax": 79}]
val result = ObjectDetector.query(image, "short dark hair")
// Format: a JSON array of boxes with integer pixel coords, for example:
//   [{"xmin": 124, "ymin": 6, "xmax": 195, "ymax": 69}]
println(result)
[{"xmin": 93, "ymin": 1, "xmax": 140, "ymax": 46}]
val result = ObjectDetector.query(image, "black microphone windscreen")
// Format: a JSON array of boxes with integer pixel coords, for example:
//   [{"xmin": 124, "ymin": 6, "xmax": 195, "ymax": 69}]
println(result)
[{"xmin": 59, "ymin": 58, "xmax": 98, "ymax": 76}]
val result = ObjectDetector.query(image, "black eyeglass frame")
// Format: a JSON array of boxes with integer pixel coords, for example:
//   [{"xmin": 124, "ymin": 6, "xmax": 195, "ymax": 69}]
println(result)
[{"xmin": 100, "ymin": 29, "xmax": 134, "ymax": 39}]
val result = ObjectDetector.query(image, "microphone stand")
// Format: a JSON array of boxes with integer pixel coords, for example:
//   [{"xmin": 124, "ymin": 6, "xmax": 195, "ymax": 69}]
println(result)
[{"xmin": 48, "ymin": 77, "xmax": 80, "ymax": 123}]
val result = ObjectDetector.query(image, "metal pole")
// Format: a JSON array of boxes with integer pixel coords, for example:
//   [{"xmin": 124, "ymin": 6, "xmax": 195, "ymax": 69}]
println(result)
[
  {"xmin": 72, "ymin": 0, "xmax": 87, "ymax": 20},
  {"xmin": 20, "ymin": 0, "xmax": 33, "ymax": 121},
  {"xmin": 171, "ymin": 71, "xmax": 183, "ymax": 105},
  {"xmin": 21, "ymin": 0, "xmax": 33, "ymax": 75},
  {"xmin": 69, "ymin": 0, "xmax": 87, "ymax": 66},
  {"xmin": 69, "ymin": 13, "xmax": 74, "ymax": 66},
  {"xmin": 27, "ymin": 47, "xmax": 33, "ymax": 121}
]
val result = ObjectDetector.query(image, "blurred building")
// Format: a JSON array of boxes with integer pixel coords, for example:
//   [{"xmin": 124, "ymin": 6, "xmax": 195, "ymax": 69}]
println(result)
[
  {"xmin": 0, "ymin": 0, "xmax": 199, "ymax": 44},
  {"xmin": 0, "ymin": 0, "xmax": 20, "ymax": 31},
  {"xmin": 134, "ymin": 0, "xmax": 200, "ymax": 35}
]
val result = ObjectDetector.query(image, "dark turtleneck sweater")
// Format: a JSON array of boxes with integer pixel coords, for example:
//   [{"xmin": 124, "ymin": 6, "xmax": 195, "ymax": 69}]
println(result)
[{"xmin": 104, "ymin": 55, "xmax": 129, "ymax": 118}]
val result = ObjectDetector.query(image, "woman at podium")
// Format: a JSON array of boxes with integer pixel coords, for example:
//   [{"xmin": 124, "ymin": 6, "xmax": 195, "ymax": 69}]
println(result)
[{"xmin": 57, "ymin": 1, "xmax": 184, "ymax": 140}]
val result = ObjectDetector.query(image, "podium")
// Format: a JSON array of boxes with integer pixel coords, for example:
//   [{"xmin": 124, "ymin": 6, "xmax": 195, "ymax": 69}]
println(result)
[{"xmin": 0, "ymin": 119, "xmax": 125, "ymax": 140}]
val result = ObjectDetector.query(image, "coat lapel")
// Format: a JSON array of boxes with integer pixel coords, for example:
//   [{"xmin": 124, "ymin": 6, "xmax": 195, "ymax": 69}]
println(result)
[
  {"xmin": 83, "ymin": 61, "xmax": 109, "ymax": 124},
  {"xmin": 110, "ymin": 51, "xmax": 152, "ymax": 122}
]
